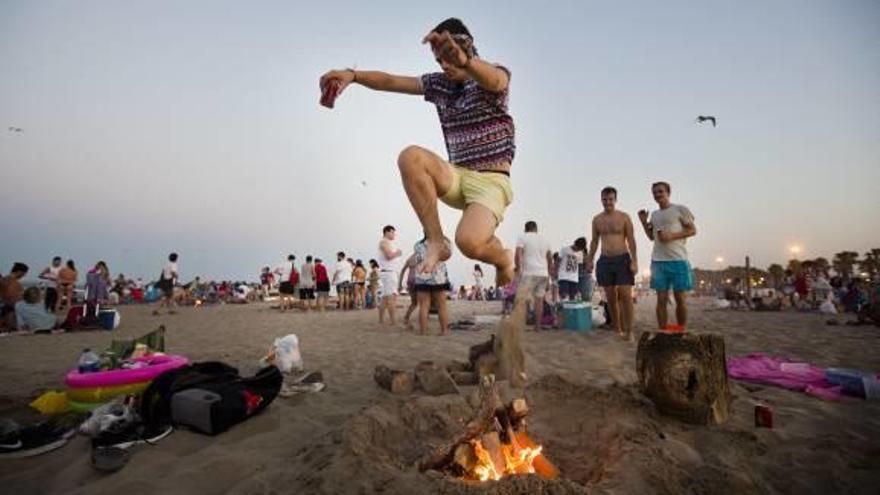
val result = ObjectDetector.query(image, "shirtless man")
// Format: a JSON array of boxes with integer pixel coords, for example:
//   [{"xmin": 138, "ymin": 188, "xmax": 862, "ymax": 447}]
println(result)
[
  {"xmin": 637, "ymin": 182, "xmax": 697, "ymax": 329},
  {"xmin": 320, "ymin": 17, "xmax": 517, "ymax": 286},
  {"xmin": 586, "ymin": 187, "xmax": 638, "ymax": 341}
]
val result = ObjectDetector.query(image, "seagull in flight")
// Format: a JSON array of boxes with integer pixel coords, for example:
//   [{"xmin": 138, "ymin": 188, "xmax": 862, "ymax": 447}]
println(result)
[{"xmin": 695, "ymin": 116, "xmax": 716, "ymax": 127}]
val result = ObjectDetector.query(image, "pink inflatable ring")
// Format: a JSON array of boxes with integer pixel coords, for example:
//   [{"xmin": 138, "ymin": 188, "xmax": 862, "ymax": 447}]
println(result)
[{"xmin": 65, "ymin": 354, "xmax": 189, "ymax": 389}]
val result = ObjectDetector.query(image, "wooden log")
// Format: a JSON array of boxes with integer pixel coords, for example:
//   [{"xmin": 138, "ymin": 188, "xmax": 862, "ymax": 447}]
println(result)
[
  {"xmin": 373, "ymin": 365, "xmax": 414, "ymax": 394},
  {"xmin": 508, "ymin": 398, "xmax": 528, "ymax": 421},
  {"xmin": 418, "ymin": 375, "xmax": 499, "ymax": 471},
  {"xmin": 636, "ymin": 331, "xmax": 731, "ymax": 425},
  {"xmin": 480, "ymin": 431, "xmax": 506, "ymax": 476},
  {"xmin": 452, "ymin": 443, "xmax": 477, "ymax": 473}
]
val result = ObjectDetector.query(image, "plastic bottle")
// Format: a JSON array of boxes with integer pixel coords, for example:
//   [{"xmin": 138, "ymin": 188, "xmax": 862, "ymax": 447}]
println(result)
[{"xmin": 78, "ymin": 348, "xmax": 101, "ymax": 373}]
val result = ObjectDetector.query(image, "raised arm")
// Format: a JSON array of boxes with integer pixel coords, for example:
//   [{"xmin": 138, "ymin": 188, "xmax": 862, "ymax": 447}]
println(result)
[
  {"xmin": 423, "ymin": 31, "xmax": 509, "ymax": 92},
  {"xmin": 320, "ymin": 69, "xmax": 423, "ymax": 98},
  {"xmin": 637, "ymin": 209, "xmax": 654, "ymax": 241}
]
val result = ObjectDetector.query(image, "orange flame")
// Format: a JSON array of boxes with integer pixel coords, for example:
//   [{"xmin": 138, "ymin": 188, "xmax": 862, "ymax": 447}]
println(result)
[{"xmin": 467, "ymin": 432, "xmax": 553, "ymax": 481}]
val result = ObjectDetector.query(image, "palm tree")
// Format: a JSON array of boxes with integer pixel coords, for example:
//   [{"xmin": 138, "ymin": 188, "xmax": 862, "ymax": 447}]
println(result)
[
  {"xmin": 767, "ymin": 264, "xmax": 784, "ymax": 288},
  {"xmin": 858, "ymin": 248, "xmax": 880, "ymax": 279},
  {"xmin": 811, "ymin": 257, "xmax": 830, "ymax": 277},
  {"xmin": 832, "ymin": 251, "xmax": 860, "ymax": 280}
]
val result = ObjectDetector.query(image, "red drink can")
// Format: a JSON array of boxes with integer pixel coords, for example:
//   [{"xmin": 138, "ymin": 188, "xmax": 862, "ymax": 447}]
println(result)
[
  {"xmin": 320, "ymin": 79, "xmax": 341, "ymax": 109},
  {"xmin": 754, "ymin": 404, "xmax": 773, "ymax": 428}
]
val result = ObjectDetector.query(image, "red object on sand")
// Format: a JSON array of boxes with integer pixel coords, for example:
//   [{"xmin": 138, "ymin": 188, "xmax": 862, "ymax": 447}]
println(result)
[
  {"xmin": 320, "ymin": 79, "xmax": 341, "ymax": 108},
  {"xmin": 754, "ymin": 404, "xmax": 773, "ymax": 428},
  {"xmin": 664, "ymin": 324, "xmax": 685, "ymax": 333}
]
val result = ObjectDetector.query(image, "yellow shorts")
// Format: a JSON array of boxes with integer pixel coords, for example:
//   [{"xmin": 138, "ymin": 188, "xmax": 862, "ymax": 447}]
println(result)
[{"xmin": 440, "ymin": 164, "xmax": 513, "ymax": 224}]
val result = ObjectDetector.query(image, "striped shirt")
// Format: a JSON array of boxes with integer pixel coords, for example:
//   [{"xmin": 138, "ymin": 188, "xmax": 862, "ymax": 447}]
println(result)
[{"xmin": 420, "ymin": 66, "xmax": 515, "ymax": 171}]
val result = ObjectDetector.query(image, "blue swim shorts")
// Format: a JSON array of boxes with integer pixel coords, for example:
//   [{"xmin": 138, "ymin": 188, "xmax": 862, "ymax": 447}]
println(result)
[{"xmin": 650, "ymin": 260, "xmax": 693, "ymax": 292}]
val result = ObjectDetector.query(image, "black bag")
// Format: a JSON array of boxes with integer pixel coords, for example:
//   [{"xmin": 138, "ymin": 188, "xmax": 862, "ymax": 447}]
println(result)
[
  {"xmin": 156, "ymin": 270, "xmax": 173, "ymax": 292},
  {"xmin": 139, "ymin": 362, "xmax": 282, "ymax": 435}
]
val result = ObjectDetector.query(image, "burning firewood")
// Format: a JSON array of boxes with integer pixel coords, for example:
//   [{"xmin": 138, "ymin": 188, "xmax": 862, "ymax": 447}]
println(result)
[{"xmin": 418, "ymin": 374, "xmax": 500, "ymax": 471}]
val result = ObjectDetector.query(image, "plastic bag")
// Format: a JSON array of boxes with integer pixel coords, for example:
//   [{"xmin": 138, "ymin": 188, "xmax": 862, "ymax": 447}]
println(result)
[
  {"xmin": 268, "ymin": 334, "xmax": 303, "ymax": 373},
  {"xmin": 591, "ymin": 306, "xmax": 606, "ymax": 326},
  {"xmin": 30, "ymin": 390, "xmax": 70, "ymax": 414}
]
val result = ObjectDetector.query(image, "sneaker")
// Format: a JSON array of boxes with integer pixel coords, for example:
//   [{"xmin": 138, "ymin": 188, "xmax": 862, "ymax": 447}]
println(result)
[
  {"xmin": 92, "ymin": 423, "xmax": 173, "ymax": 450},
  {"xmin": 0, "ymin": 418, "xmax": 76, "ymax": 458},
  {"xmin": 80, "ymin": 401, "xmax": 133, "ymax": 437}
]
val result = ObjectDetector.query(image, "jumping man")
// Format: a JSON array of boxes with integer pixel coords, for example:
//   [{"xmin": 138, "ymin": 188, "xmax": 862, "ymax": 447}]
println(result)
[{"xmin": 320, "ymin": 17, "xmax": 517, "ymax": 285}]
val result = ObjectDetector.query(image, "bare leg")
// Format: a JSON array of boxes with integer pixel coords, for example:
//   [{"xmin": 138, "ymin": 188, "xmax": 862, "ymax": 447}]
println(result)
[
  {"xmin": 656, "ymin": 290, "xmax": 670, "ymax": 329},
  {"xmin": 386, "ymin": 294, "xmax": 397, "ymax": 325},
  {"xmin": 417, "ymin": 291, "xmax": 431, "ymax": 335},
  {"xmin": 673, "ymin": 291, "xmax": 688, "ymax": 327},
  {"xmin": 434, "ymin": 292, "xmax": 449, "ymax": 334},
  {"xmin": 397, "ymin": 146, "xmax": 453, "ymax": 275},
  {"xmin": 604, "ymin": 286, "xmax": 621, "ymax": 336},
  {"xmin": 618, "ymin": 285, "xmax": 635, "ymax": 341},
  {"xmin": 378, "ymin": 295, "xmax": 385, "ymax": 323},
  {"xmin": 455, "ymin": 204, "xmax": 514, "ymax": 287},
  {"xmin": 404, "ymin": 292, "xmax": 418, "ymax": 330}
]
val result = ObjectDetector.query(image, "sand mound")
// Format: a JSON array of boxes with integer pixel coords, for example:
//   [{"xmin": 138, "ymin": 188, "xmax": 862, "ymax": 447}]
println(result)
[{"xmin": 269, "ymin": 374, "xmax": 775, "ymax": 494}]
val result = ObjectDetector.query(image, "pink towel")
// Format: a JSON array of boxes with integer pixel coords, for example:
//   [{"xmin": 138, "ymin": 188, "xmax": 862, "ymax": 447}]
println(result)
[{"xmin": 726, "ymin": 353, "xmax": 843, "ymax": 400}]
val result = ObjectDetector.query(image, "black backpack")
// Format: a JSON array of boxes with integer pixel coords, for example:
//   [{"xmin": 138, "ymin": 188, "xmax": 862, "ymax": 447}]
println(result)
[{"xmin": 139, "ymin": 362, "xmax": 282, "ymax": 434}]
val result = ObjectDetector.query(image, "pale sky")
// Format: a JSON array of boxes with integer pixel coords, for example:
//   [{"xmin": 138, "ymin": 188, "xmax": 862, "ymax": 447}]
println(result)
[{"xmin": 1, "ymin": 0, "xmax": 878, "ymax": 285}]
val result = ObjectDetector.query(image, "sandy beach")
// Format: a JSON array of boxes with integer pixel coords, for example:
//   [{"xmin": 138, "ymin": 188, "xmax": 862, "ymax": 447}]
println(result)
[{"xmin": 1, "ymin": 298, "xmax": 878, "ymax": 494}]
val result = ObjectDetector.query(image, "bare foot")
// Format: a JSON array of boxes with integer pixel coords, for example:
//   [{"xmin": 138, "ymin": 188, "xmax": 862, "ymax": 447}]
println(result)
[
  {"xmin": 494, "ymin": 250, "xmax": 515, "ymax": 286},
  {"xmin": 418, "ymin": 238, "xmax": 452, "ymax": 275}
]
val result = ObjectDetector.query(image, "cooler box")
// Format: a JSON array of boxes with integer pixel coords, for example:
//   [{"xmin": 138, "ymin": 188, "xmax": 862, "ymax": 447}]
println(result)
[
  {"xmin": 171, "ymin": 388, "xmax": 222, "ymax": 434},
  {"xmin": 562, "ymin": 302, "xmax": 591, "ymax": 332},
  {"xmin": 98, "ymin": 309, "xmax": 120, "ymax": 331}
]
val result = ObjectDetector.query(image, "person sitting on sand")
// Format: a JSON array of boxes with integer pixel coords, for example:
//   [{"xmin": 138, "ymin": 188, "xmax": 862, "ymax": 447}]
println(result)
[
  {"xmin": 0, "ymin": 262, "xmax": 29, "ymax": 330},
  {"xmin": 15, "ymin": 287, "xmax": 60, "ymax": 333},
  {"xmin": 321, "ymin": 17, "xmax": 518, "ymax": 288},
  {"xmin": 412, "ymin": 235, "xmax": 452, "ymax": 335}
]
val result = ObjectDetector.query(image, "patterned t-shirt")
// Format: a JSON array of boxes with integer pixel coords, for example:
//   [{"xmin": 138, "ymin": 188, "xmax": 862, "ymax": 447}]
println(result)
[{"xmin": 421, "ymin": 66, "xmax": 515, "ymax": 171}]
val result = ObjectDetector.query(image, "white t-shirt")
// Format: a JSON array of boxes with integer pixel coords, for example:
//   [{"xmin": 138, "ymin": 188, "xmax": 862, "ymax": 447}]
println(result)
[
  {"xmin": 557, "ymin": 246, "xmax": 582, "ymax": 283},
  {"xmin": 162, "ymin": 262, "xmax": 178, "ymax": 283},
  {"xmin": 333, "ymin": 261, "xmax": 353, "ymax": 285},
  {"xmin": 378, "ymin": 239, "xmax": 401, "ymax": 272},
  {"xmin": 516, "ymin": 232, "xmax": 552, "ymax": 277},
  {"xmin": 649, "ymin": 204, "xmax": 695, "ymax": 261},
  {"xmin": 276, "ymin": 261, "xmax": 294, "ymax": 281}
]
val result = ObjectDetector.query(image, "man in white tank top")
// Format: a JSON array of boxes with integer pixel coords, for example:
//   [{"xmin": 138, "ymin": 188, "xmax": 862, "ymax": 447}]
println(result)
[{"xmin": 378, "ymin": 225, "xmax": 403, "ymax": 325}]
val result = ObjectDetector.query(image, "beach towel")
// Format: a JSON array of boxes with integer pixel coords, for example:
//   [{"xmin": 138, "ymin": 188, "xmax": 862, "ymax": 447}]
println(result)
[
  {"xmin": 108, "ymin": 326, "xmax": 166, "ymax": 358},
  {"xmin": 726, "ymin": 354, "xmax": 843, "ymax": 400}
]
